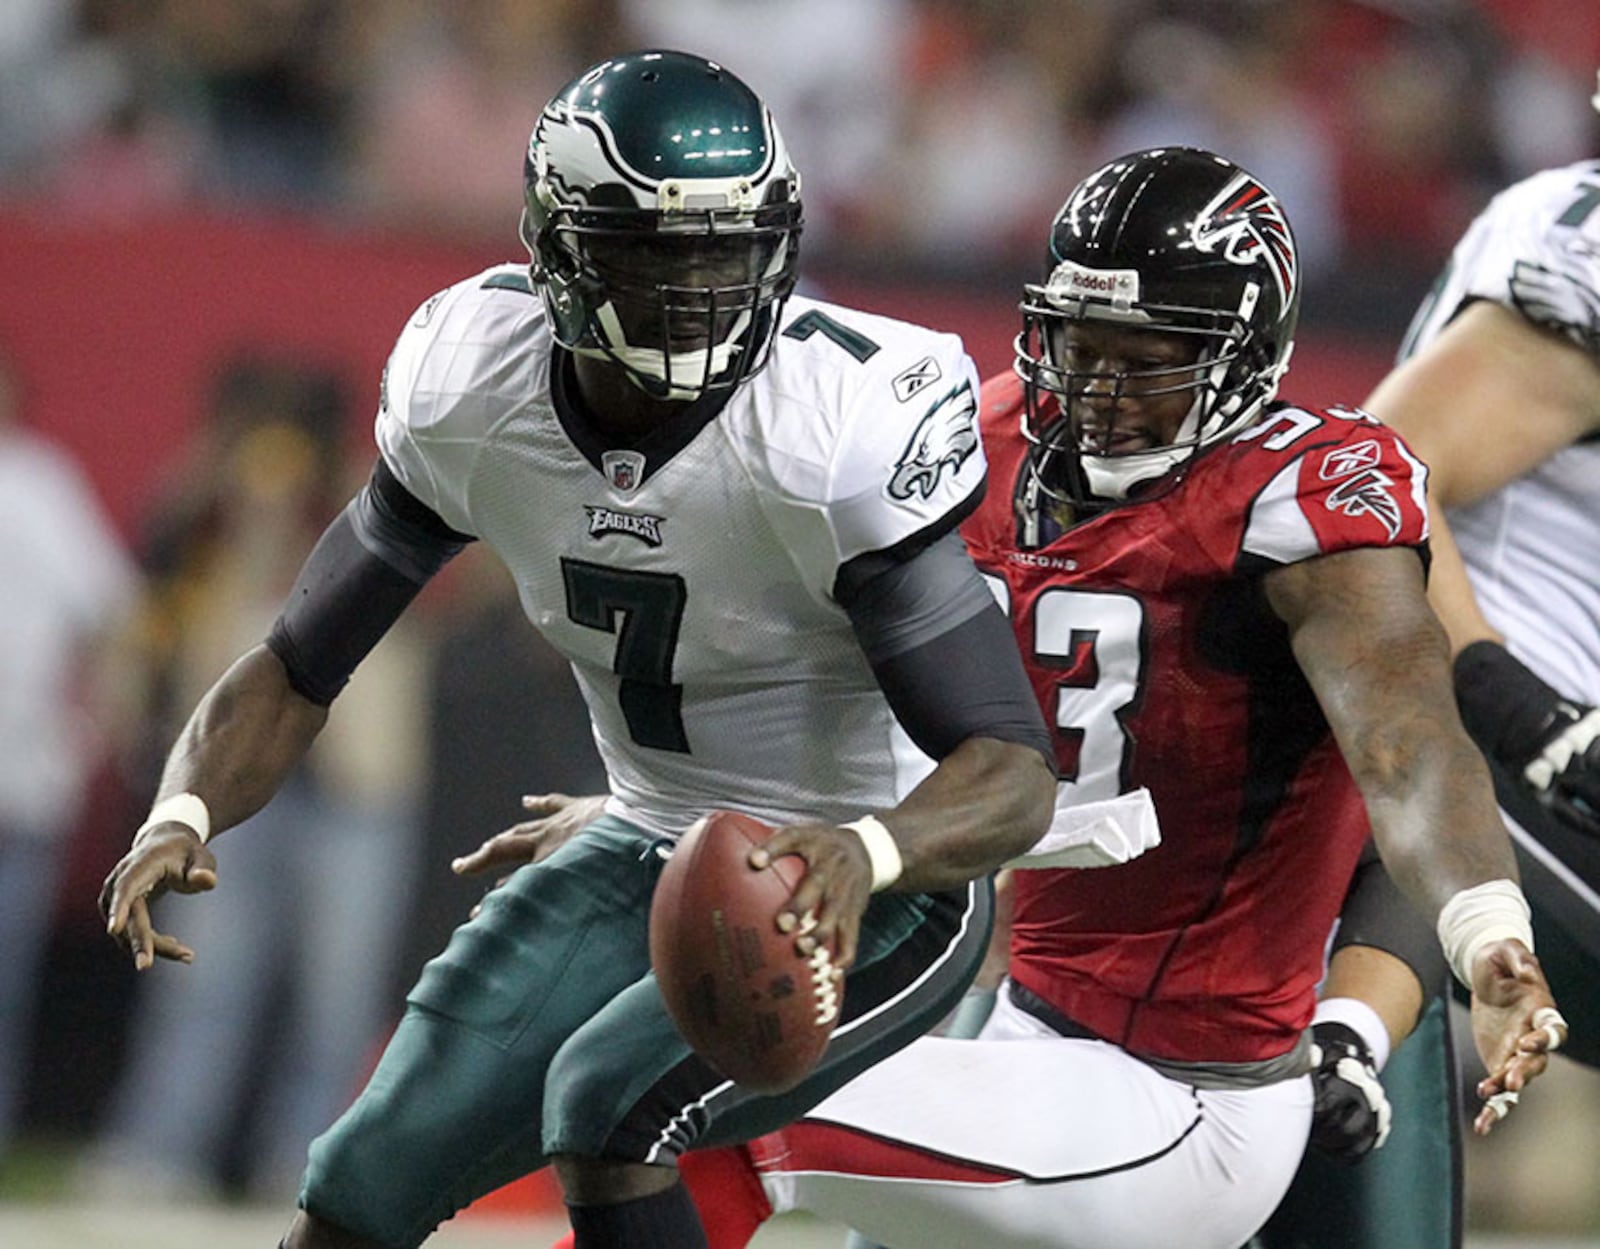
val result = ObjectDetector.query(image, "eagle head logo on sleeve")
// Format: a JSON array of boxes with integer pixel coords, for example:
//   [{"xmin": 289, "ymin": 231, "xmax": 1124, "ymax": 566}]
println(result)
[
  {"xmin": 1509, "ymin": 252, "xmax": 1600, "ymax": 352},
  {"xmin": 888, "ymin": 382, "xmax": 979, "ymax": 502}
]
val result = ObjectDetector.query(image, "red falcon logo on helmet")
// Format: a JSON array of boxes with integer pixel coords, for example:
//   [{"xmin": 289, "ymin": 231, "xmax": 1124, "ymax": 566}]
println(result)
[{"xmin": 1190, "ymin": 173, "xmax": 1298, "ymax": 310}]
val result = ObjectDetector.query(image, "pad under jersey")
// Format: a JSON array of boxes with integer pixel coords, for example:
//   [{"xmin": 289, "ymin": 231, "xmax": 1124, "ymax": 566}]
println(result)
[
  {"xmin": 963, "ymin": 374, "xmax": 1430, "ymax": 1064},
  {"xmin": 377, "ymin": 267, "xmax": 985, "ymax": 837},
  {"xmin": 1397, "ymin": 159, "xmax": 1600, "ymax": 702}
]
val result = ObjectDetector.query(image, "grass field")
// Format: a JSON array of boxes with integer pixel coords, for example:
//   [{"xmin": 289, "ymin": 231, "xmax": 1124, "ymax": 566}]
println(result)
[
  {"xmin": 2, "ymin": 1203, "xmax": 1599, "ymax": 1249},
  {"xmin": 0, "ymin": 1202, "xmax": 851, "ymax": 1249},
  {"xmin": 5, "ymin": 1045, "xmax": 1597, "ymax": 1248}
]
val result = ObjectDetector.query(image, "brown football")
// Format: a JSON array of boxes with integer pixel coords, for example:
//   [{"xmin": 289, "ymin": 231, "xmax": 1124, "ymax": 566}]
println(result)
[{"xmin": 649, "ymin": 810, "xmax": 841, "ymax": 1094}]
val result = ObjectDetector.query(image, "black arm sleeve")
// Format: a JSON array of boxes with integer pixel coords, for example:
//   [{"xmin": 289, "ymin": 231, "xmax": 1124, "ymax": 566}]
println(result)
[
  {"xmin": 1332, "ymin": 841, "xmax": 1450, "ymax": 999},
  {"xmin": 842, "ymin": 531, "xmax": 1054, "ymax": 767},
  {"xmin": 266, "ymin": 459, "xmax": 474, "ymax": 705},
  {"xmin": 1454, "ymin": 638, "xmax": 1576, "ymax": 769}
]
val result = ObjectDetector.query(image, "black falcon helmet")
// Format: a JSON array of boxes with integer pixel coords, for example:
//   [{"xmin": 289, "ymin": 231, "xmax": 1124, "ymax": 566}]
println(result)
[{"xmin": 1016, "ymin": 146, "xmax": 1302, "ymax": 513}]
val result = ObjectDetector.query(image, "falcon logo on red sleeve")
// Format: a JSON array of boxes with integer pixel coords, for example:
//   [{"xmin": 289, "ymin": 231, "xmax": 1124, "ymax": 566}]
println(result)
[
  {"xmin": 1316, "ymin": 438, "xmax": 1402, "ymax": 538},
  {"xmin": 1239, "ymin": 410, "xmax": 1426, "ymax": 563},
  {"xmin": 1323, "ymin": 469, "xmax": 1403, "ymax": 540}
]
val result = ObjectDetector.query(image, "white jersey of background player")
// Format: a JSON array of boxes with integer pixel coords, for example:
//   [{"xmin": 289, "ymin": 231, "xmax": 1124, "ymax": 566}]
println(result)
[
  {"xmin": 1395, "ymin": 158, "xmax": 1600, "ymax": 701},
  {"xmin": 378, "ymin": 266, "xmax": 986, "ymax": 835}
]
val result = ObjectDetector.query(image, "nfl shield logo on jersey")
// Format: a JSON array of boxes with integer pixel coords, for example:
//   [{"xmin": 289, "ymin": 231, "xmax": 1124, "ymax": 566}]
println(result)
[{"xmin": 603, "ymin": 450, "xmax": 646, "ymax": 493}]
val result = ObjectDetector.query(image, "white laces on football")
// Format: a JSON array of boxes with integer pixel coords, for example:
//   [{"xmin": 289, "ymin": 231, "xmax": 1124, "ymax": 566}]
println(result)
[
  {"xmin": 796, "ymin": 910, "xmax": 841, "ymax": 1025},
  {"xmin": 809, "ymin": 945, "xmax": 840, "ymax": 1026}
]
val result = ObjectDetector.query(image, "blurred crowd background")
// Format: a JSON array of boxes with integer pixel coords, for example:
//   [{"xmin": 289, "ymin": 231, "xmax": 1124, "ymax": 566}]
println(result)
[
  {"xmin": 2, "ymin": 0, "xmax": 1598, "ymax": 307},
  {"xmin": 2, "ymin": 0, "xmax": 1599, "ymax": 1239}
]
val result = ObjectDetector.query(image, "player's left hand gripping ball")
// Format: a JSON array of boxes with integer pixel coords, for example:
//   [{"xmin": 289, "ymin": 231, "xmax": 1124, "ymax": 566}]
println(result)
[{"xmin": 650, "ymin": 811, "xmax": 842, "ymax": 1093}]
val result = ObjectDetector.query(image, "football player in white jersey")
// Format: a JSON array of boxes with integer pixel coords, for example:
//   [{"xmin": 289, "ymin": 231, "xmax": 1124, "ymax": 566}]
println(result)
[
  {"xmin": 97, "ymin": 51, "xmax": 1055, "ymax": 1249},
  {"xmin": 1257, "ymin": 75, "xmax": 1600, "ymax": 1249}
]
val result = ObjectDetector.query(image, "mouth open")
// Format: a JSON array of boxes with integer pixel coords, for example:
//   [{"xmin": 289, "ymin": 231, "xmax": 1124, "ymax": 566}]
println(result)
[{"xmin": 1081, "ymin": 424, "xmax": 1153, "ymax": 455}]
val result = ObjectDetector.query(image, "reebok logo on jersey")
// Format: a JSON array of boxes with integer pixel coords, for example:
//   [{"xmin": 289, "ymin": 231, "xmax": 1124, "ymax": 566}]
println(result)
[
  {"xmin": 888, "ymin": 382, "xmax": 979, "ymax": 502},
  {"xmin": 1318, "ymin": 439, "xmax": 1382, "ymax": 479},
  {"xmin": 1324, "ymin": 471, "xmax": 1402, "ymax": 540},
  {"xmin": 892, "ymin": 356, "xmax": 942, "ymax": 403},
  {"xmin": 585, "ymin": 505, "xmax": 664, "ymax": 547}
]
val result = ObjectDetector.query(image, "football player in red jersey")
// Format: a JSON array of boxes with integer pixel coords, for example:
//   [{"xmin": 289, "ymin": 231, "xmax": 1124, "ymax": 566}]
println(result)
[{"xmin": 594, "ymin": 147, "xmax": 1570, "ymax": 1249}]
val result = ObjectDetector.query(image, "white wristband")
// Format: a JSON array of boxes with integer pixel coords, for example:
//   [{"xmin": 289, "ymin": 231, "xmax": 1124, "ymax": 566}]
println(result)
[
  {"xmin": 842, "ymin": 816, "xmax": 903, "ymax": 892},
  {"xmin": 134, "ymin": 792, "xmax": 212, "ymax": 847},
  {"xmin": 1437, "ymin": 879, "xmax": 1533, "ymax": 988},
  {"xmin": 1313, "ymin": 996, "xmax": 1392, "ymax": 1072}
]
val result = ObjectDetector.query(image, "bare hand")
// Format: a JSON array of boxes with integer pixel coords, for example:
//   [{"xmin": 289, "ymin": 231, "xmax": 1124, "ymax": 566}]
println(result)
[
  {"xmin": 452, "ymin": 793, "xmax": 608, "ymax": 878},
  {"xmin": 750, "ymin": 823, "xmax": 875, "ymax": 970},
  {"xmin": 1467, "ymin": 938, "xmax": 1569, "ymax": 1135},
  {"xmin": 99, "ymin": 826, "xmax": 219, "ymax": 971}
]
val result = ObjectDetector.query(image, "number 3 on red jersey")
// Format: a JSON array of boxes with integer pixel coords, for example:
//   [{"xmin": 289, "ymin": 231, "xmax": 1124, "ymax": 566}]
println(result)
[{"xmin": 984, "ymin": 574, "xmax": 1142, "ymax": 804}]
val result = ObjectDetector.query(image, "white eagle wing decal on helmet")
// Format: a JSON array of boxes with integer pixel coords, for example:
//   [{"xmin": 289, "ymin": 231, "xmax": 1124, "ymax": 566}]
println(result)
[{"xmin": 888, "ymin": 381, "xmax": 979, "ymax": 502}]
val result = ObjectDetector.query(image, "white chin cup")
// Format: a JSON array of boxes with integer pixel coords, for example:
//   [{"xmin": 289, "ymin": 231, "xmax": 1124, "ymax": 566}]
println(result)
[
  {"xmin": 1080, "ymin": 443, "xmax": 1190, "ymax": 500},
  {"xmin": 591, "ymin": 302, "xmax": 750, "ymax": 398},
  {"xmin": 1077, "ymin": 387, "xmax": 1268, "ymax": 502},
  {"xmin": 1078, "ymin": 391, "xmax": 1205, "ymax": 500}
]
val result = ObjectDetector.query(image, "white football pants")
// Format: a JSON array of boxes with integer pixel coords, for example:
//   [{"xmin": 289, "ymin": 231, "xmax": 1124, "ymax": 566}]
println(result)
[{"xmin": 753, "ymin": 983, "xmax": 1312, "ymax": 1249}]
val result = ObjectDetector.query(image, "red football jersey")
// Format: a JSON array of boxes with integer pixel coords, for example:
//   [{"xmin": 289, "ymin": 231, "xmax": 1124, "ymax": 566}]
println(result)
[{"xmin": 965, "ymin": 373, "xmax": 1431, "ymax": 1064}]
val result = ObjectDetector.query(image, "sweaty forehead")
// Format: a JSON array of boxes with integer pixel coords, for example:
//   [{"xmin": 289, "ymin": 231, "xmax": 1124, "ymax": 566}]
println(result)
[{"xmin": 1060, "ymin": 320, "xmax": 1196, "ymax": 361}]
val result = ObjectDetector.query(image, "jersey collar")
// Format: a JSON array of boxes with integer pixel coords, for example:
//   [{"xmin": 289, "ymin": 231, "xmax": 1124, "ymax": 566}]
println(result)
[{"xmin": 550, "ymin": 348, "xmax": 734, "ymax": 486}]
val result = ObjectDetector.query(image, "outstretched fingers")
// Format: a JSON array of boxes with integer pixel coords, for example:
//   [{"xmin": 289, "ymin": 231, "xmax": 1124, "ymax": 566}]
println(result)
[
  {"xmin": 1474, "ymin": 1006, "xmax": 1569, "ymax": 1136},
  {"xmin": 452, "ymin": 829, "xmax": 541, "ymax": 876},
  {"xmin": 104, "ymin": 866, "xmax": 210, "ymax": 970}
]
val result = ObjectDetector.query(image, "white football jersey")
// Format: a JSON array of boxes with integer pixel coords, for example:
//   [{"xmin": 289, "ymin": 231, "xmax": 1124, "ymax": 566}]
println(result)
[
  {"xmin": 376, "ymin": 266, "xmax": 986, "ymax": 836},
  {"xmin": 1397, "ymin": 160, "xmax": 1600, "ymax": 701}
]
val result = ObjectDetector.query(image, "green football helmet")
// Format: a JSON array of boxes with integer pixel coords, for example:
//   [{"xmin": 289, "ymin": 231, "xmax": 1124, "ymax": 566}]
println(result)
[{"xmin": 522, "ymin": 50, "xmax": 804, "ymax": 401}]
